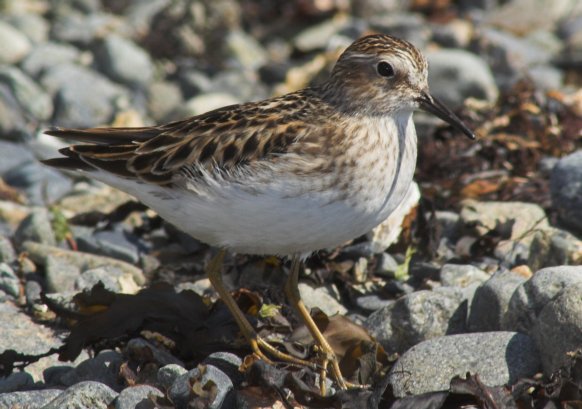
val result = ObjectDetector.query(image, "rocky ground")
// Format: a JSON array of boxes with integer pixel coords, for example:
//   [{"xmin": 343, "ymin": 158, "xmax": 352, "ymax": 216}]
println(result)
[{"xmin": 0, "ymin": 0, "xmax": 581, "ymax": 408}]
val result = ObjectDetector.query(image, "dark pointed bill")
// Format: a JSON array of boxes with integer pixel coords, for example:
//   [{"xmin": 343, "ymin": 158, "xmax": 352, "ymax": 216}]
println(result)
[{"xmin": 417, "ymin": 91, "xmax": 475, "ymax": 140}]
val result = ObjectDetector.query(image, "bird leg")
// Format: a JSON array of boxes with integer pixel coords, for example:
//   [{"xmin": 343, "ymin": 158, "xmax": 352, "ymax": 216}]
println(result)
[
  {"xmin": 206, "ymin": 249, "xmax": 314, "ymax": 368},
  {"xmin": 284, "ymin": 255, "xmax": 348, "ymax": 395}
]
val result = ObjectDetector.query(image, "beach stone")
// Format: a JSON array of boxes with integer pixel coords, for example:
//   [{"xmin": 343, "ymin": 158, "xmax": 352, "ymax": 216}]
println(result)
[
  {"xmin": 45, "ymin": 253, "xmax": 82, "ymax": 293},
  {"xmin": 7, "ymin": 12, "xmax": 49, "ymax": 44},
  {"xmin": 389, "ymin": 332, "xmax": 540, "ymax": 397},
  {"xmin": 534, "ymin": 282, "xmax": 582, "ymax": 375},
  {"xmin": 528, "ymin": 227, "xmax": 582, "ymax": 271},
  {"xmin": 0, "ymin": 262, "xmax": 20, "ymax": 298},
  {"xmin": 502, "ymin": 266, "xmax": 582, "ymax": 334},
  {"xmin": 0, "ymin": 235, "xmax": 16, "ymax": 263},
  {"xmin": 0, "ymin": 21, "xmax": 31, "ymax": 64},
  {"xmin": 365, "ymin": 287, "xmax": 467, "ymax": 354},
  {"xmin": 157, "ymin": 364, "xmax": 188, "ymax": 390},
  {"xmin": 0, "ymin": 65, "xmax": 53, "ymax": 120},
  {"xmin": 114, "ymin": 385, "xmax": 163, "ymax": 409},
  {"xmin": 42, "ymin": 381, "xmax": 118, "ymax": 409},
  {"xmin": 550, "ymin": 150, "xmax": 582, "ymax": 232},
  {"xmin": 59, "ymin": 350, "xmax": 124, "ymax": 390},
  {"xmin": 21, "ymin": 42, "xmax": 80, "ymax": 79},
  {"xmin": 0, "ymin": 140, "xmax": 34, "ymax": 174},
  {"xmin": 440, "ymin": 264, "xmax": 490, "ymax": 288},
  {"xmin": 13, "ymin": 207, "xmax": 56, "ymax": 248},
  {"xmin": 0, "ymin": 371, "xmax": 34, "ymax": 393},
  {"xmin": 179, "ymin": 93, "xmax": 240, "ymax": 118},
  {"xmin": 148, "ymin": 81, "xmax": 183, "ymax": 122},
  {"xmin": 298, "ymin": 282, "xmax": 347, "ymax": 316},
  {"xmin": 168, "ymin": 363, "xmax": 235, "ymax": 409},
  {"xmin": 51, "ymin": 11, "xmax": 117, "ymax": 47},
  {"xmin": 0, "ymin": 390, "xmax": 63, "ymax": 408},
  {"xmin": 95, "ymin": 34, "xmax": 154, "ymax": 88},
  {"xmin": 0, "ymin": 84, "xmax": 28, "ymax": 140},
  {"xmin": 468, "ymin": 269, "xmax": 526, "ymax": 332},
  {"xmin": 427, "ymin": 49, "xmax": 498, "ymax": 108},
  {"xmin": 75, "ymin": 266, "xmax": 140, "ymax": 294},
  {"xmin": 225, "ymin": 30, "xmax": 268, "ymax": 69}
]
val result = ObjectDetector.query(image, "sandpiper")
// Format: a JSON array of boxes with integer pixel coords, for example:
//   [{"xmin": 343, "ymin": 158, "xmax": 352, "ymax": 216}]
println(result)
[{"xmin": 43, "ymin": 34, "xmax": 475, "ymax": 393}]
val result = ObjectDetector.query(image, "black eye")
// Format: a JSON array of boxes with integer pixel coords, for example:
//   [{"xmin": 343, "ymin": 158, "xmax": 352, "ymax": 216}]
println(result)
[{"xmin": 377, "ymin": 61, "xmax": 395, "ymax": 78}]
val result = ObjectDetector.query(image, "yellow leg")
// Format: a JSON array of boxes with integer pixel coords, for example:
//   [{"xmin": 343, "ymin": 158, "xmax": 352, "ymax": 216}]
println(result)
[
  {"xmin": 206, "ymin": 249, "xmax": 313, "ymax": 368},
  {"xmin": 284, "ymin": 255, "xmax": 348, "ymax": 394}
]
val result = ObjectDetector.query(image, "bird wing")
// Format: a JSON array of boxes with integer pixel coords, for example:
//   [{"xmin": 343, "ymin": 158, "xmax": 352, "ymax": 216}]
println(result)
[{"xmin": 43, "ymin": 91, "xmax": 320, "ymax": 185}]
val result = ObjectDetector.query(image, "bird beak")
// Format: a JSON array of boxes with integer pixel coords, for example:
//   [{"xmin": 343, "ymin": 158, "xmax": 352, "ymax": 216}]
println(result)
[{"xmin": 417, "ymin": 91, "xmax": 475, "ymax": 140}]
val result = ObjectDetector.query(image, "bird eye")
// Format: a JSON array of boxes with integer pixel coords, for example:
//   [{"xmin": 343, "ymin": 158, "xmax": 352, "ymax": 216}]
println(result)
[{"xmin": 377, "ymin": 61, "xmax": 395, "ymax": 78}]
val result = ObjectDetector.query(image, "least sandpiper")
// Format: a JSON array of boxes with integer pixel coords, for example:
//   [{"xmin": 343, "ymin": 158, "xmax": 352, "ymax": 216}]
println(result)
[{"xmin": 43, "ymin": 34, "xmax": 474, "ymax": 393}]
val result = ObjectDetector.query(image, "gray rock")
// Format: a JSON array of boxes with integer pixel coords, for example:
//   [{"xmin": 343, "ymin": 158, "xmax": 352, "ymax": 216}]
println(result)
[
  {"xmin": 125, "ymin": 338, "xmax": 184, "ymax": 368},
  {"xmin": 502, "ymin": 266, "xmax": 582, "ymax": 334},
  {"xmin": 59, "ymin": 350, "xmax": 123, "ymax": 390},
  {"xmin": 7, "ymin": 12, "xmax": 49, "ymax": 44},
  {"xmin": 0, "ymin": 235, "xmax": 16, "ymax": 263},
  {"xmin": 125, "ymin": 0, "xmax": 171, "ymax": 34},
  {"xmin": 157, "ymin": 364, "xmax": 188, "ymax": 390},
  {"xmin": 551, "ymin": 150, "xmax": 582, "ymax": 232},
  {"xmin": 148, "ymin": 81, "xmax": 183, "ymax": 122},
  {"xmin": 203, "ymin": 352, "xmax": 243, "ymax": 386},
  {"xmin": 225, "ymin": 30, "xmax": 267, "ymax": 69},
  {"xmin": 430, "ymin": 19, "xmax": 473, "ymax": 48},
  {"xmin": 0, "ymin": 371, "xmax": 34, "ymax": 393},
  {"xmin": 356, "ymin": 295, "xmax": 394, "ymax": 312},
  {"xmin": 0, "ymin": 140, "xmax": 34, "ymax": 174},
  {"xmin": 534, "ymin": 282, "xmax": 582, "ymax": 375},
  {"xmin": 0, "ymin": 65, "xmax": 53, "ymax": 120},
  {"xmin": 440, "ymin": 264, "xmax": 490, "ymax": 288},
  {"xmin": 0, "ymin": 262, "xmax": 20, "ymax": 298},
  {"xmin": 3, "ymin": 161, "xmax": 73, "ymax": 206},
  {"xmin": 21, "ymin": 42, "xmax": 80, "ymax": 79},
  {"xmin": 298, "ymin": 282, "xmax": 347, "ymax": 316},
  {"xmin": 45, "ymin": 254, "xmax": 82, "ymax": 293},
  {"xmin": 527, "ymin": 65, "xmax": 564, "ymax": 90},
  {"xmin": 0, "ymin": 390, "xmax": 62, "ymax": 408},
  {"xmin": 42, "ymin": 381, "xmax": 118, "ymax": 409},
  {"xmin": 75, "ymin": 266, "xmax": 136, "ymax": 293},
  {"xmin": 365, "ymin": 287, "xmax": 467, "ymax": 354},
  {"xmin": 351, "ymin": 0, "xmax": 410, "ymax": 17},
  {"xmin": 468, "ymin": 270, "xmax": 526, "ymax": 332},
  {"xmin": 389, "ymin": 332, "xmax": 540, "ymax": 397},
  {"xmin": 169, "ymin": 364, "xmax": 235, "ymax": 409},
  {"xmin": 0, "ymin": 302, "xmax": 62, "ymax": 356},
  {"xmin": 0, "ymin": 21, "xmax": 31, "ymax": 64},
  {"xmin": 13, "ymin": 207, "xmax": 56, "ymax": 248},
  {"xmin": 427, "ymin": 49, "xmax": 498, "ymax": 108},
  {"xmin": 22, "ymin": 241, "xmax": 145, "ymax": 286},
  {"xmin": 95, "ymin": 34, "xmax": 154, "ymax": 88},
  {"xmin": 369, "ymin": 13, "xmax": 431, "ymax": 49},
  {"xmin": 528, "ymin": 227, "xmax": 582, "ymax": 271},
  {"xmin": 40, "ymin": 63, "xmax": 128, "ymax": 128},
  {"xmin": 294, "ymin": 18, "xmax": 350, "ymax": 53},
  {"xmin": 51, "ymin": 12, "xmax": 118, "ymax": 47},
  {"xmin": 375, "ymin": 252, "xmax": 399, "ymax": 276},
  {"xmin": 211, "ymin": 69, "xmax": 267, "ymax": 102},
  {"xmin": 114, "ymin": 384, "xmax": 163, "ymax": 409},
  {"xmin": 25, "ymin": 280, "xmax": 43, "ymax": 306},
  {"xmin": 0, "ymin": 84, "xmax": 28, "ymax": 140},
  {"xmin": 179, "ymin": 93, "xmax": 240, "ymax": 117}
]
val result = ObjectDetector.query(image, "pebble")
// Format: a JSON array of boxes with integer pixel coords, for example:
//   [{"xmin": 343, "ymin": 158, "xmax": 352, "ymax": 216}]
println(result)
[
  {"xmin": 389, "ymin": 332, "xmax": 540, "ymax": 397},
  {"xmin": 178, "ymin": 92, "xmax": 240, "ymax": 118},
  {"xmin": 440, "ymin": 264, "xmax": 490, "ymax": 288},
  {"xmin": 550, "ymin": 150, "xmax": 582, "ymax": 232},
  {"xmin": 7, "ymin": 12, "xmax": 49, "ymax": 44},
  {"xmin": 41, "ymin": 380, "xmax": 118, "ymax": 409},
  {"xmin": 468, "ymin": 269, "xmax": 526, "ymax": 332},
  {"xmin": 534, "ymin": 282, "xmax": 582, "ymax": 375},
  {"xmin": 75, "ymin": 226, "xmax": 145, "ymax": 264},
  {"xmin": 0, "ymin": 389, "xmax": 63, "ymax": 408},
  {"xmin": 298, "ymin": 282, "xmax": 347, "ymax": 316},
  {"xmin": 0, "ymin": 262, "xmax": 20, "ymax": 298},
  {"xmin": 40, "ymin": 63, "xmax": 128, "ymax": 128},
  {"xmin": 427, "ymin": 49, "xmax": 499, "ymax": 108},
  {"xmin": 502, "ymin": 266, "xmax": 582, "ymax": 334},
  {"xmin": 0, "ymin": 65, "xmax": 53, "ymax": 120},
  {"xmin": 13, "ymin": 207, "xmax": 56, "ymax": 248},
  {"xmin": 21, "ymin": 42, "xmax": 81, "ymax": 79},
  {"xmin": 45, "ymin": 253, "xmax": 81, "ymax": 293},
  {"xmin": 225, "ymin": 30, "xmax": 268, "ymax": 70},
  {"xmin": 75, "ymin": 265, "xmax": 138, "ymax": 293},
  {"xmin": 0, "ymin": 140, "xmax": 34, "ymax": 174},
  {"xmin": 0, "ymin": 235, "xmax": 17, "ymax": 263},
  {"xmin": 375, "ymin": 252, "xmax": 399, "ymax": 277},
  {"xmin": 527, "ymin": 227, "xmax": 582, "ymax": 271},
  {"xmin": 59, "ymin": 350, "xmax": 124, "ymax": 390},
  {"xmin": 365, "ymin": 287, "xmax": 466, "ymax": 354},
  {"xmin": 51, "ymin": 11, "xmax": 118, "ymax": 47},
  {"xmin": 147, "ymin": 80, "xmax": 183, "ymax": 122},
  {"xmin": 157, "ymin": 364, "xmax": 188, "ymax": 390},
  {"xmin": 0, "ymin": 371, "xmax": 34, "ymax": 393},
  {"xmin": 0, "ymin": 21, "xmax": 32, "ymax": 64},
  {"xmin": 125, "ymin": 338, "xmax": 184, "ymax": 368},
  {"xmin": 114, "ymin": 384, "xmax": 164, "ymax": 409},
  {"xmin": 95, "ymin": 34, "xmax": 155, "ymax": 88}
]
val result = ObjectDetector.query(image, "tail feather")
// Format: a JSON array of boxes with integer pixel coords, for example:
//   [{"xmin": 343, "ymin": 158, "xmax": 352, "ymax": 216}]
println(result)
[{"xmin": 46, "ymin": 127, "xmax": 161, "ymax": 145}]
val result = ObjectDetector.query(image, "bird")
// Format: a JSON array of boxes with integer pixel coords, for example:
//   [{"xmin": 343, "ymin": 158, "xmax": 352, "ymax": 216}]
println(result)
[{"xmin": 42, "ymin": 33, "xmax": 475, "ymax": 394}]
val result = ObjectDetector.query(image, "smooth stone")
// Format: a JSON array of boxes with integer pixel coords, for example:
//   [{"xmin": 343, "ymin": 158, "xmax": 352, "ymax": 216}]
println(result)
[
  {"xmin": 534, "ymin": 282, "xmax": 582, "ymax": 375},
  {"xmin": 351, "ymin": 0, "xmax": 410, "ymax": 17},
  {"xmin": 45, "ymin": 254, "xmax": 82, "ymax": 293},
  {"xmin": 375, "ymin": 252, "xmax": 399, "ymax": 276},
  {"xmin": 42, "ymin": 381, "xmax": 118, "ymax": 409},
  {"xmin": 294, "ymin": 16, "xmax": 350, "ymax": 53},
  {"xmin": 40, "ymin": 63, "xmax": 128, "ymax": 128},
  {"xmin": 502, "ymin": 266, "xmax": 582, "ymax": 334},
  {"xmin": 0, "ymin": 390, "xmax": 62, "ymax": 408},
  {"xmin": 225, "ymin": 30, "xmax": 267, "ymax": 69},
  {"xmin": 369, "ymin": 13, "xmax": 431, "ymax": 49},
  {"xmin": 430, "ymin": 19, "xmax": 473, "ymax": 48},
  {"xmin": 147, "ymin": 81, "xmax": 183, "ymax": 122},
  {"xmin": 203, "ymin": 352, "xmax": 243, "ymax": 386},
  {"xmin": 468, "ymin": 269, "xmax": 526, "ymax": 332},
  {"xmin": 13, "ymin": 207, "xmax": 56, "ymax": 248},
  {"xmin": 178, "ymin": 93, "xmax": 240, "ymax": 118},
  {"xmin": 7, "ymin": 12, "xmax": 49, "ymax": 44},
  {"xmin": 0, "ymin": 83, "xmax": 28, "ymax": 140},
  {"xmin": 0, "ymin": 65, "xmax": 53, "ymax": 120},
  {"xmin": 0, "ymin": 262, "xmax": 20, "ymax": 298},
  {"xmin": 0, "ymin": 21, "xmax": 31, "ymax": 64},
  {"xmin": 365, "ymin": 287, "xmax": 467, "ymax": 354},
  {"xmin": 0, "ymin": 140, "xmax": 34, "ymax": 174},
  {"xmin": 527, "ymin": 64, "xmax": 564, "ymax": 90},
  {"xmin": 440, "ymin": 264, "xmax": 490, "ymax": 288},
  {"xmin": 157, "ymin": 364, "xmax": 188, "ymax": 390},
  {"xmin": 59, "ymin": 350, "xmax": 124, "ymax": 390},
  {"xmin": 0, "ymin": 371, "xmax": 34, "ymax": 393},
  {"xmin": 75, "ymin": 266, "xmax": 139, "ymax": 294},
  {"xmin": 75, "ymin": 227, "xmax": 144, "ymax": 264},
  {"xmin": 0, "ymin": 235, "xmax": 16, "ymax": 263},
  {"xmin": 367, "ymin": 182, "xmax": 420, "ymax": 253},
  {"xmin": 169, "ymin": 364, "xmax": 235, "ymax": 409},
  {"xmin": 95, "ymin": 34, "xmax": 154, "ymax": 87},
  {"xmin": 434, "ymin": 211, "xmax": 461, "ymax": 240},
  {"xmin": 21, "ymin": 42, "xmax": 80, "ymax": 79},
  {"xmin": 209, "ymin": 69, "xmax": 267, "ymax": 102},
  {"xmin": 298, "ymin": 282, "xmax": 347, "ymax": 316},
  {"xmin": 389, "ymin": 332, "xmax": 541, "ymax": 397},
  {"xmin": 22, "ymin": 241, "xmax": 145, "ymax": 286},
  {"xmin": 427, "ymin": 49, "xmax": 498, "ymax": 108},
  {"xmin": 550, "ymin": 150, "xmax": 582, "ymax": 232},
  {"xmin": 51, "ymin": 12, "xmax": 118, "ymax": 47},
  {"xmin": 114, "ymin": 385, "xmax": 163, "ymax": 409},
  {"xmin": 125, "ymin": 338, "xmax": 184, "ymax": 368},
  {"xmin": 3, "ymin": 160, "xmax": 73, "ymax": 206},
  {"xmin": 527, "ymin": 227, "xmax": 582, "ymax": 271}
]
